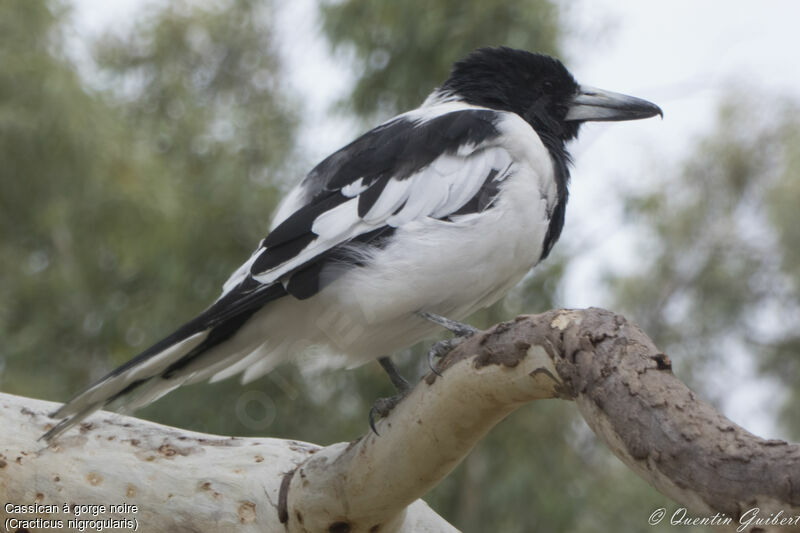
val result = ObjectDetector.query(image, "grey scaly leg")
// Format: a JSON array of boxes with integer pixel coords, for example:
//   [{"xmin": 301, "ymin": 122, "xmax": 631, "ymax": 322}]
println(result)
[
  {"xmin": 417, "ymin": 311, "xmax": 478, "ymax": 375},
  {"xmin": 369, "ymin": 356, "xmax": 412, "ymax": 435}
]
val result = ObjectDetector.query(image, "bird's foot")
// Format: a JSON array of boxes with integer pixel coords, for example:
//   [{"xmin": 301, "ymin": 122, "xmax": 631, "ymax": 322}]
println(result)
[
  {"xmin": 427, "ymin": 335, "xmax": 470, "ymax": 376},
  {"xmin": 368, "ymin": 387, "xmax": 411, "ymax": 436},
  {"xmin": 369, "ymin": 357, "xmax": 413, "ymax": 435},
  {"xmin": 418, "ymin": 312, "xmax": 479, "ymax": 376}
]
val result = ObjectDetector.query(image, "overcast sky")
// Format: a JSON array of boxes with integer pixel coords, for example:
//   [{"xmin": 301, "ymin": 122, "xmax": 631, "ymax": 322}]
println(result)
[
  {"xmin": 68, "ymin": 0, "xmax": 800, "ymax": 437},
  {"xmin": 565, "ymin": 0, "xmax": 800, "ymax": 293}
]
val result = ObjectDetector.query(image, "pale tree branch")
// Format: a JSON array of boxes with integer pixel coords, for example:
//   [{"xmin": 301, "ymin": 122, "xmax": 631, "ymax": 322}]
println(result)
[{"xmin": 1, "ymin": 308, "xmax": 798, "ymax": 533}]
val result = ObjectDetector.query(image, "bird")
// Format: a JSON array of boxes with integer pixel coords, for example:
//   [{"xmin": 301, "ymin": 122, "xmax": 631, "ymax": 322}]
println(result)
[{"xmin": 42, "ymin": 47, "xmax": 662, "ymax": 442}]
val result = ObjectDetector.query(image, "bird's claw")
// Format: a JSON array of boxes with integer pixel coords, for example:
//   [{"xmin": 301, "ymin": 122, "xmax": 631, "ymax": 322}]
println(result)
[
  {"xmin": 369, "ymin": 391, "xmax": 408, "ymax": 435},
  {"xmin": 427, "ymin": 347, "xmax": 443, "ymax": 377},
  {"xmin": 422, "ymin": 313, "xmax": 478, "ymax": 376},
  {"xmin": 427, "ymin": 336, "xmax": 467, "ymax": 376}
]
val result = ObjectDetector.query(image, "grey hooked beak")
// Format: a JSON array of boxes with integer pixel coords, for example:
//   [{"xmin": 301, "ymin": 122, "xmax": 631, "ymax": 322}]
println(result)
[{"xmin": 566, "ymin": 85, "xmax": 663, "ymax": 122}]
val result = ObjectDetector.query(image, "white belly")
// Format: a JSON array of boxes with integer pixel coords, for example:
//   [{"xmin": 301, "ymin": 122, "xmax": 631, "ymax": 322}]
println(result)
[{"xmin": 306, "ymin": 167, "xmax": 552, "ymax": 364}]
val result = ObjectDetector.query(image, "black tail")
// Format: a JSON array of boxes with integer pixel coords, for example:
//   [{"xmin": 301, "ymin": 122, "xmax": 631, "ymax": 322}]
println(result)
[{"xmin": 41, "ymin": 282, "xmax": 287, "ymax": 442}]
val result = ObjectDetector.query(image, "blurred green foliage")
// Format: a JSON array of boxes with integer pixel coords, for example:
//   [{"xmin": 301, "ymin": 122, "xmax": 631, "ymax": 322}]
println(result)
[
  {"xmin": 321, "ymin": 0, "xmax": 561, "ymax": 121},
  {"xmin": 0, "ymin": 0, "xmax": 294, "ymax": 407},
  {"xmin": 0, "ymin": 0, "xmax": 763, "ymax": 531}
]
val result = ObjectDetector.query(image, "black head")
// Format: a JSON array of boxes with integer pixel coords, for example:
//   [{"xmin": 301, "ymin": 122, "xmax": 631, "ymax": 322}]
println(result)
[
  {"xmin": 441, "ymin": 47, "xmax": 582, "ymax": 141},
  {"xmin": 440, "ymin": 47, "xmax": 662, "ymax": 143}
]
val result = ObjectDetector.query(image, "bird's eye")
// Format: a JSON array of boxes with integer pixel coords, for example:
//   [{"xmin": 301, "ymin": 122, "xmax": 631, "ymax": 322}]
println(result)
[{"xmin": 542, "ymin": 80, "xmax": 555, "ymax": 91}]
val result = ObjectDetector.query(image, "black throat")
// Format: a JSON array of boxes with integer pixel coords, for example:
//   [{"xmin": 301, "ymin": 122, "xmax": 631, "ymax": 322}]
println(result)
[{"xmin": 535, "ymin": 132, "xmax": 571, "ymax": 261}]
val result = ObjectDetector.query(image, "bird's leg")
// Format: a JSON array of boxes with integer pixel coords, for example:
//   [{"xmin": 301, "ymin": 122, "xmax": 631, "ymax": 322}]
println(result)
[
  {"xmin": 417, "ymin": 311, "xmax": 479, "ymax": 337},
  {"xmin": 378, "ymin": 356, "xmax": 411, "ymax": 392},
  {"xmin": 369, "ymin": 356, "xmax": 412, "ymax": 435},
  {"xmin": 417, "ymin": 311, "xmax": 479, "ymax": 376},
  {"xmin": 368, "ymin": 314, "xmax": 479, "ymax": 434}
]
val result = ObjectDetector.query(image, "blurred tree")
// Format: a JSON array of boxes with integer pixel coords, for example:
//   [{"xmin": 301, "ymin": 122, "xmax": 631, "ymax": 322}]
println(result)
[
  {"xmin": 0, "ymin": 0, "xmax": 135, "ymax": 397},
  {"xmin": 321, "ymin": 0, "xmax": 562, "ymax": 121},
  {"xmin": 608, "ymin": 96, "xmax": 800, "ymax": 439},
  {"xmin": 0, "ymin": 0, "xmax": 296, "ymax": 424}
]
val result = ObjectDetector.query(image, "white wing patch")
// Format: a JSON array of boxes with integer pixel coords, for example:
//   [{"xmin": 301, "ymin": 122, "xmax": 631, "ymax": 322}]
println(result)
[
  {"xmin": 311, "ymin": 198, "xmax": 360, "ymax": 240},
  {"xmin": 361, "ymin": 177, "xmax": 409, "ymax": 224},
  {"xmin": 341, "ymin": 178, "xmax": 368, "ymax": 197},
  {"xmin": 250, "ymin": 142, "xmax": 515, "ymax": 286}
]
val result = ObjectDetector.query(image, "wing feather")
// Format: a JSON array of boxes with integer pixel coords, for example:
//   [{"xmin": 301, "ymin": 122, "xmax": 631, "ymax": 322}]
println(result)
[{"xmin": 227, "ymin": 107, "xmax": 515, "ymax": 301}]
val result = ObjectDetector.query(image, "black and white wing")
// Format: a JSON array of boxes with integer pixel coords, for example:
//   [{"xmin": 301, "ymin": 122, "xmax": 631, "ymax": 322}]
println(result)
[{"xmin": 223, "ymin": 107, "xmax": 515, "ymax": 300}]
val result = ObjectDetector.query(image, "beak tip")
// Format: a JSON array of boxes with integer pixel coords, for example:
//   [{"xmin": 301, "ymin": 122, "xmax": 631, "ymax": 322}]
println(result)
[{"xmin": 653, "ymin": 104, "xmax": 664, "ymax": 120}]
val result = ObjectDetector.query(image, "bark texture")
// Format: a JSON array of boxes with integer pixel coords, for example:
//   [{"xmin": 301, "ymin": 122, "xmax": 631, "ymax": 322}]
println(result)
[
  {"xmin": 1, "ymin": 308, "xmax": 798, "ymax": 533},
  {"xmin": 438, "ymin": 309, "xmax": 800, "ymax": 521}
]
